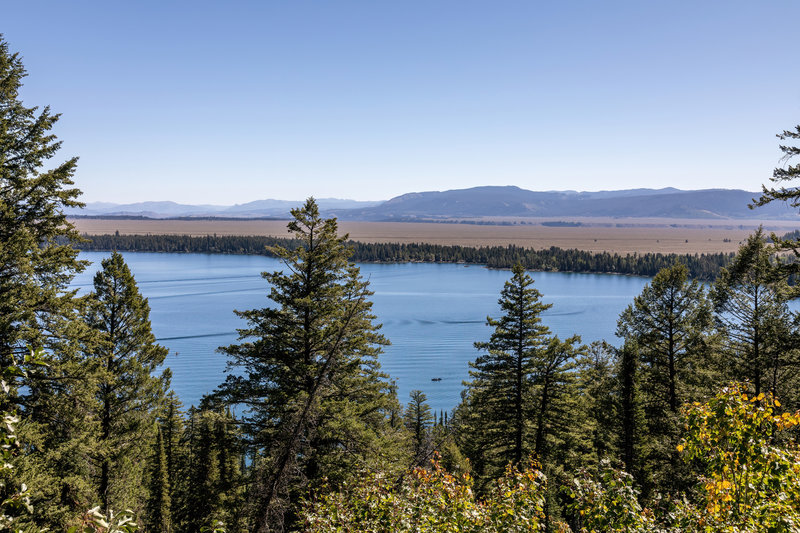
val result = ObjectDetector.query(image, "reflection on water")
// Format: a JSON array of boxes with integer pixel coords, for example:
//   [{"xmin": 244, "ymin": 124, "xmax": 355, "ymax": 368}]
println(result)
[{"xmin": 74, "ymin": 252, "xmax": 651, "ymax": 415}]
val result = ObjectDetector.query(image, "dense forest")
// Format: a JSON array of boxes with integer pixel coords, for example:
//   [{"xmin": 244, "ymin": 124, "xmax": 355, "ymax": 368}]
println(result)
[
  {"xmin": 4, "ymin": 35, "xmax": 800, "ymax": 533},
  {"xmin": 77, "ymin": 233, "xmax": 733, "ymax": 280}
]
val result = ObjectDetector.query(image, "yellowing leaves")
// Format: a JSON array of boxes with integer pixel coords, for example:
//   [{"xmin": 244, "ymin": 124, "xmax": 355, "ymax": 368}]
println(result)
[
  {"xmin": 681, "ymin": 383, "xmax": 800, "ymax": 528},
  {"xmin": 301, "ymin": 456, "xmax": 548, "ymax": 532}
]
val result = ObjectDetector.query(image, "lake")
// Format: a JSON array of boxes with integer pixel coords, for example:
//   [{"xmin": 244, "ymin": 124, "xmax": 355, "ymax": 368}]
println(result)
[{"xmin": 73, "ymin": 252, "xmax": 651, "ymax": 414}]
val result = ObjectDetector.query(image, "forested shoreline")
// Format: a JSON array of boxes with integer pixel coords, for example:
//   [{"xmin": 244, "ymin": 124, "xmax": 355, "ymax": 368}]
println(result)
[{"xmin": 76, "ymin": 233, "xmax": 733, "ymax": 280}]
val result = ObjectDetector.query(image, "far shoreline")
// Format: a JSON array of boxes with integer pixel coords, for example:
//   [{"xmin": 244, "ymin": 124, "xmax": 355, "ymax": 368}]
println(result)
[
  {"xmin": 68, "ymin": 216, "xmax": 800, "ymax": 256},
  {"xmin": 76, "ymin": 249, "xmax": 660, "ymax": 283}
]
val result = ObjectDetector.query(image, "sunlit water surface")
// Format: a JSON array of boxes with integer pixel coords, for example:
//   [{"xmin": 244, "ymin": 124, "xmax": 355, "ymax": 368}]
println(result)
[{"xmin": 74, "ymin": 252, "xmax": 651, "ymax": 414}]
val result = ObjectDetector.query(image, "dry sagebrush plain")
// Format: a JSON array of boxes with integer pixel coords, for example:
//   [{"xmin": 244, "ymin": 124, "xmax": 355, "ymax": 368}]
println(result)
[{"xmin": 69, "ymin": 217, "xmax": 800, "ymax": 255}]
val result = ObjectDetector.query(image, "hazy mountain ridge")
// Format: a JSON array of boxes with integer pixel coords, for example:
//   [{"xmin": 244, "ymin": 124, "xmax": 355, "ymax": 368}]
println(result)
[
  {"xmin": 334, "ymin": 186, "xmax": 795, "ymax": 220},
  {"xmin": 67, "ymin": 187, "xmax": 797, "ymax": 220},
  {"xmin": 69, "ymin": 198, "xmax": 382, "ymax": 218}
]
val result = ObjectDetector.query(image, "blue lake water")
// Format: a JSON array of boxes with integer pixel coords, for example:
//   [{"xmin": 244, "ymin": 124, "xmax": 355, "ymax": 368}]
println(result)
[{"xmin": 73, "ymin": 252, "xmax": 651, "ymax": 415}]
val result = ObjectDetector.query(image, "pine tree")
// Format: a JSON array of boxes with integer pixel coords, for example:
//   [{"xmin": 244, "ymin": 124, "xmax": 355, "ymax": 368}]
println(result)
[
  {"xmin": 181, "ymin": 410, "xmax": 222, "ymax": 533},
  {"xmin": 711, "ymin": 229, "xmax": 800, "ymax": 403},
  {"xmin": 0, "ymin": 34, "xmax": 85, "ymax": 363},
  {"xmin": 193, "ymin": 403, "xmax": 248, "ymax": 533},
  {"xmin": 403, "ymin": 390, "xmax": 433, "ymax": 461},
  {"xmin": 83, "ymin": 251, "xmax": 170, "ymax": 514},
  {"xmin": 531, "ymin": 335, "xmax": 583, "ymax": 462},
  {"xmin": 584, "ymin": 342, "xmax": 620, "ymax": 463},
  {"xmin": 159, "ymin": 392, "xmax": 184, "ymax": 503},
  {"xmin": 460, "ymin": 264, "xmax": 555, "ymax": 487},
  {"xmin": 146, "ymin": 426, "xmax": 171, "ymax": 532},
  {"xmin": 213, "ymin": 408, "xmax": 247, "ymax": 533},
  {"xmin": 560, "ymin": 341, "xmax": 619, "ymax": 472},
  {"xmin": 617, "ymin": 264, "xmax": 714, "ymax": 415},
  {"xmin": 751, "ymin": 124, "xmax": 800, "ymax": 301},
  {"xmin": 752, "ymin": 124, "xmax": 800, "ymax": 209},
  {"xmin": 0, "ymin": 34, "xmax": 96, "ymax": 530},
  {"xmin": 615, "ymin": 340, "xmax": 646, "ymax": 482},
  {"xmin": 215, "ymin": 198, "xmax": 403, "ymax": 532},
  {"xmin": 616, "ymin": 263, "xmax": 715, "ymax": 493}
]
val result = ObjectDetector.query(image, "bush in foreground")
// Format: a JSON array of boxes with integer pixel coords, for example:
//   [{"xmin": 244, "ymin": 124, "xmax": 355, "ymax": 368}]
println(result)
[
  {"xmin": 302, "ymin": 384, "xmax": 800, "ymax": 533},
  {"xmin": 302, "ymin": 455, "xmax": 547, "ymax": 532}
]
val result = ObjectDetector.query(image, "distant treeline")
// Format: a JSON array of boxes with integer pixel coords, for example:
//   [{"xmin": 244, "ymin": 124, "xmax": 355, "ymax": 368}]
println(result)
[{"xmin": 76, "ymin": 233, "xmax": 734, "ymax": 279}]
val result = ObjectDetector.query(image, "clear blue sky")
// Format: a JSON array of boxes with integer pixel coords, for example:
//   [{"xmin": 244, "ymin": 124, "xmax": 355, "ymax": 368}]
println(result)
[{"xmin": 4, "ymin": 1, "xmax": 799, "ymax": 204}]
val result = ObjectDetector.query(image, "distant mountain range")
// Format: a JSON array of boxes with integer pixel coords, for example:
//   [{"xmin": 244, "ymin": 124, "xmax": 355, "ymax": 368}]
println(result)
[
  {"xmin": 67, "ymin": 198, "xmax": 382, "ymax": 219},
  {"xmin": 67, "ymin": 186, "xmax": 799, "ymax": 221}
]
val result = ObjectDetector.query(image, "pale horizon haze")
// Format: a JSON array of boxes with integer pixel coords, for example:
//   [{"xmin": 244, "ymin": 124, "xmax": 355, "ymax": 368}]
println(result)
[{"xmin": 4, "ymin": 1, "xmax": 800, "ymax": 204}]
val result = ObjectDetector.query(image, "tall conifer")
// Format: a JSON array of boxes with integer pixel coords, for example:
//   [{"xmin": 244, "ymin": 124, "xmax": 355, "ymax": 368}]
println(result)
[
  {"xmin": 616, "ymin": 263, "xmax": 714, "ymax": 493},
  {"xmin": 531, "ymin": 335, "xmax": 583, "ymax": 461},
  {"xmin": 752, "ymin": 124, "xmax": 800, "ymax": 209},
  {"xmin": 568, "ymin": 341, "xmax": 620, "ymax": 469},
  {"xmin": 711, "ymin": 229, "xmax": 800, "ymax": 404},
  {"xmin": 185, "ymin": 411, "xmax": 222, "ymax": 532},
  {"xmin": 461, "ymin": 264, "xmax": 553, "ymax": 486},
  {"xmin": 146, "ymin": 427, "xmax": 171, "ymax": 532},
  {"xmin": 404, "ymin": 390, "xmax": 433, "ymax": 461},
  {"xmin": 216, "ymin": 199, "xmax": 403, "ymax": 532},
  {"xmin": 616, "ymin": 340, "xmax": 645, "ymax": 481},
  {"xmin": 0, "ymin": 34, "xmax": 94, "ymax": 529},
  {"xmin": 159, "ymin": 392, "xmax": 184, "ymax": 502},
  {"xmin": 84, "ymin": 252, "xmax": 170, "ymax": 513},
  {"xmin": 0, "ymin": 34, "xmax": 85, "ymax": 363}
]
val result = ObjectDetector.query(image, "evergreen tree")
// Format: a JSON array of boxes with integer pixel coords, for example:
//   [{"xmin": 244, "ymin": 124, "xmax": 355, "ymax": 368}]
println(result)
[
  {"xmin": 83, "ymin": 251, "xmax": 170, "ymax": 514},
  {"xmin": 751, "ymin": 124, "xmax": 800, "ymax": 303},
  {"xmin": 403, "ymin": 390, "xmax": 433, "ymax": 462},
  {"xmin": 752, "ymin": 124, "xmax": 800, "ymax": 209},
  {"xmin": 17, "ymin": 346, "xmax": 99, "ymax": 528},
  {"xmin": 616, "ymin": 263, "xmax": 715, "ymax": 493},
  {"xmin": 564, "ymin": 341, "xmax": 620, "ymax": 471},
  {"xmin": 146, "ymin": 426, "xmax": 171, "ymax": 532},
  {"xmin": 530, "ymin": 335, "xmax": 586, "ymax": 528},
  {"xmin": 171, "ymin": 405, "xmax": 243, "ymax": 533},
  {"xmin": 0, "ymin": 34, "xmax": 95, "ymax": 530},
  {"xmin": 616, "ymin": 341, "xmax": 644, "ymax": 478},
  {"xmin": 215, "ymin": 198, "xmax": 403, "ymax": 532},
  {"xmin": 214, "ymin": 407, "xmax": 248, "ymax": 533},
  {"xmin": 584, "ymin": 342, "xmax": 620, "ymax": 464},
  {"xmin": 159, "ymin": 391, "xmax": 184, "ymax": 504},
  {"xmin": 0, "ymin": 34, "xmax": 85, "ymax": 363},
  {"xmin": 711, "ymin": 229, "xmax": 800, "ymax": 404},
  {"xmin": 460, "ymin": 264, "xmax": 556, "ymax": 488},
  {"xmin": 179, "ymin": 409, "xmax": 222, "ymax": 533},
  {"xmin": 617, "ymin": 263, "xmax": 714, "ymax": 414},
  {"xmin": 531, "ymin": 335, "xmax": 583, "ymax": 462}
]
